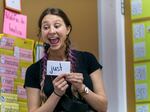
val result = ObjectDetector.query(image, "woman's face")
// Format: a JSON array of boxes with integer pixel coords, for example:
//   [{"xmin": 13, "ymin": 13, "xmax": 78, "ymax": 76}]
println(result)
[{"xmin": 41, "ymin": 14, "xmax": 70, "ymax": 50}]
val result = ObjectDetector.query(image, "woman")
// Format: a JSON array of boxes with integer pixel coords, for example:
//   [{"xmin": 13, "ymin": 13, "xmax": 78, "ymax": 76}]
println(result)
[{"xmin": 24, "ymin": 7, "xmax": 108, "ymax": 112}]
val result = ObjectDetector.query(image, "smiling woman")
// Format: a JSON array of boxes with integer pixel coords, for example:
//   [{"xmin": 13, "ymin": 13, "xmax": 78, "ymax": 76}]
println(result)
[{"xmin": 40, "ymin": 14, "xmax": 70, "ymax": 50}]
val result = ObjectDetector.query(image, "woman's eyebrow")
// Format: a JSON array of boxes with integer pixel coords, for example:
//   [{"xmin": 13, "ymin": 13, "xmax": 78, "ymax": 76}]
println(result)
[{"xmin": 42, "ymin": 21, "xmax": 48, "ymax": 24}]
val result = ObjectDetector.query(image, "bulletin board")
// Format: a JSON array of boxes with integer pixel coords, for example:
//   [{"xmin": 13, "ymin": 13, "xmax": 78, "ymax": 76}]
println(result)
[
  {"xmin": 0, "ymin": 0, "xmax": 99, "ymax": 58},
  {"xmin": 125, "ymin": 0, "xmax": 150, "ymax": 112},
  {"xmin": 0, "ymin": 33, "xmax": 34, "ymax": 112}
]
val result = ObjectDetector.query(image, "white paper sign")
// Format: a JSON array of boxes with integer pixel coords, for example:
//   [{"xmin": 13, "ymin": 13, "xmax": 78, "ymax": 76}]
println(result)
[
  {"xmin": 5, "ymin": 0, "xmax": 21, "ymax": 12},
  {"xmin": 133, "ymin": 24, "xmax": 145, "ymax": 39},
  {"xmin": 134, "ymin": 42, "xmax": 146, "ymax": 58},
  {"xmin": 134, "ymin": 65, "xmax": 146, "ymax": 80},
  {"xmin": 136, "ymin": 105, "xmax": 149, "ymax": 112},
  {"xmin": 136, "ymin": 84, "xmax": 148, "ymax": 100},
  {"xmin": 131, "ymin": 0, "xmax": 143, "ymax": 16},
  {"xmin": 47, "ymin": 60, "xmax": 70, "ymax": 76}
]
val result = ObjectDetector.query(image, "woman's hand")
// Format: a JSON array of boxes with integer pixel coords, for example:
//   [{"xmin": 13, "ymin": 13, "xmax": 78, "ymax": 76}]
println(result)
[
  {"xmin": 65, "ymin": 73, "xmax": 84, "ymax": 92},
  {"xmin": 52, "ymin": 74, "xmax": 69, "ymax": 97}
]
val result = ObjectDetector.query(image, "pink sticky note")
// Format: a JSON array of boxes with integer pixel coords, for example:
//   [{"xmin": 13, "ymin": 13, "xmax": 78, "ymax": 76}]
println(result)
[
  {"xmin": 3, "ymin": 9, "xmax": 27, "ymax": 39},
  {"xmin": 0, "ymin": 63, "xmax": 18, "ymax": 78},
  {"xmin": 1, "ymin": 76, "xmax": 14, "ymax": 88}
]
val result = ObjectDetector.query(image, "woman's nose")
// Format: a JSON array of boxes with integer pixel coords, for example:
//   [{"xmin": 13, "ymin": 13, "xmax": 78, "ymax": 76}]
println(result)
[{"xmin": 48, "ymin": 27, "xmax": 56, "ymax": 34}]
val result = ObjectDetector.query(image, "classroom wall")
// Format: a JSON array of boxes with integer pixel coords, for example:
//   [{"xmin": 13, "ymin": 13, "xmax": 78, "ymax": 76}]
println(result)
[{"xmin": 0, "ymin": 0, "xmax": 99, "ymax": 58}]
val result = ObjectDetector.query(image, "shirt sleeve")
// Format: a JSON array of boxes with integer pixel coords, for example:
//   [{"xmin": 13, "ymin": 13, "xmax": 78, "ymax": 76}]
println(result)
[
  {"xmin": 24, "ymin": 63, "xmax": 41, "ymax": 89},
  {"xmin": 83, "ymin": 52, "xmax": 102, "ymax": 74}
]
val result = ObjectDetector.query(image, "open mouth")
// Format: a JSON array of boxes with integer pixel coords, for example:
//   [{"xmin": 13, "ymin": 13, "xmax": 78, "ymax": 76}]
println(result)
[{"xmin": 49, "ymin": 37, "xmax": 60, "ymax": 45}]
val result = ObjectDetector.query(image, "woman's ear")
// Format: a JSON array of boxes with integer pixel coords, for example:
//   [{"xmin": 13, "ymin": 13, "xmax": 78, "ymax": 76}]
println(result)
[
  {"xmin": 37, "ymin": 31, "xmax": 42, "ymax": 38},
  {"xmin": 66, "ymin": 26, "xmax": 71, "ymax": 35}
]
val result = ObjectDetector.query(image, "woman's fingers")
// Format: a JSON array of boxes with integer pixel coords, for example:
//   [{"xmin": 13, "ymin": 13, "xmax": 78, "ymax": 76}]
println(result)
[
  {"xmin": 53, "ymin": 74, "xmax": 66, "ymax": 82},
  {"xmin": 65, "ymin": 73, "xmax": 83, "ymax": 83},
  {"xmin": 65, "ymin": 73, "xmax": 84, "ymax": 92},
  {"xmin": 53, "ymin": 73, "xmax": 84, "ymax": 96},
  {"xmin": 52, "ymin": 74, "xmax": 69, "ymax": 96},
  {"xmin": 57, "ymin": 80, "xmax": 68, "ymax": 89},
  {"xmin": 61, "ymin": 84, "xmax": 69, "ymax": 91}
]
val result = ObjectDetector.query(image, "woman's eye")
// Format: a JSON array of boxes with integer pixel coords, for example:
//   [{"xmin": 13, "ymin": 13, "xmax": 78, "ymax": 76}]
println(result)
[
  {"xmin": 54, "ymin": 23, "xmax": 61, "ymax": 28},
  {"xmin": 42, "ymin": 25, "xmax": 49, "ymax": 30}
]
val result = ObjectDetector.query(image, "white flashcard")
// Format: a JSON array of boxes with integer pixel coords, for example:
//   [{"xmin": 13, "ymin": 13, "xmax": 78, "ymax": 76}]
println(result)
[
  {"xmin": 47, "ymin": 60, "xmax": 70, "ymax": 76},
  {"xmin": 134, "ymin": 65, "xmax": 146, "ymax": 80},
  {"xmin": 136, "ymin": 83, "xmax": 148, "ymax": 100},
  {"xmin": 134, "ymin": 42, "xmax": 146, "ymax": 58}
]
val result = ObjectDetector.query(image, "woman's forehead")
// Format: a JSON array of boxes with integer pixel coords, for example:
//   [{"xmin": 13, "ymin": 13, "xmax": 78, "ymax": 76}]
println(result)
[{"xmin": 42, "ymin": 14, "xmax": 64, "ymax": 24}]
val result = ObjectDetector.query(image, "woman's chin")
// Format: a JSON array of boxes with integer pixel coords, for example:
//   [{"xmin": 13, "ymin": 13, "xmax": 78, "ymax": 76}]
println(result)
[{"xmin": 50, "ymin": 45, "xmax": 62, "ymax": 51}]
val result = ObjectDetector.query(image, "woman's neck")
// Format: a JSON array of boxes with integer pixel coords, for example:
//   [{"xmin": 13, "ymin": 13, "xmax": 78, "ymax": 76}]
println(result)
[{"xmin": 48, "ymin": 48, "xmax": 67, "ymax": 61}]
